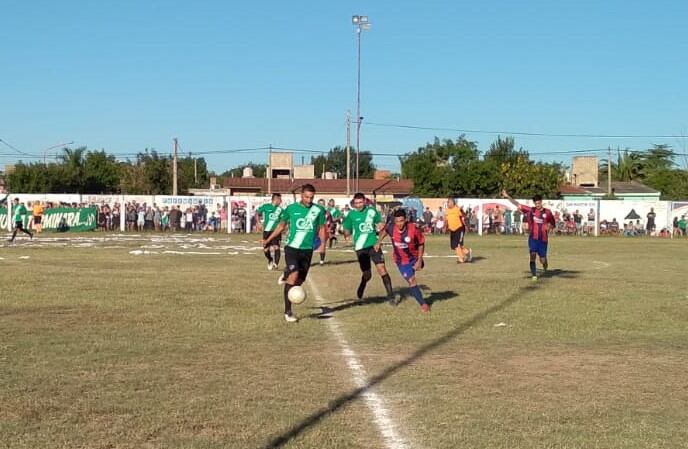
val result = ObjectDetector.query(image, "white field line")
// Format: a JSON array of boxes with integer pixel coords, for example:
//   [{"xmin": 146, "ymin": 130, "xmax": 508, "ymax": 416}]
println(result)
[{"xmin": 306, "ymin": 278, "xmax": 411, "ymax": 449}]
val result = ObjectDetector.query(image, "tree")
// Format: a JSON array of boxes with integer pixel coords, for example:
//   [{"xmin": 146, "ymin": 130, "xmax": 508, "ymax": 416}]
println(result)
[
  {"xmin": 484, "ymin": 136, "xmax": 528, "ymax": 164},
  {"xmin": 311, "ymin": 146, "xmax": 375, "ymax": 179},
  {"xmin": 83, "ymin": 150, "xmax": 121, "ymax": 193},
  {"xmin": 59, "ymin": 147, "xmax": 86, "ymax": 192},
  {"xmin": 402, "ymin": 136, "xmax": 563, "ymax": 198}
]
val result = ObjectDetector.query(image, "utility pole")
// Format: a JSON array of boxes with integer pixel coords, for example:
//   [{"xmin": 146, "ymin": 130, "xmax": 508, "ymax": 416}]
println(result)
[
  {"xmin": 346, "ymin": 110, "xmax": 351, "ymax": 195},
  {"xmin": 193, "ymin": 154, "xmax": 198, "ymax": 186},
  {"xmin": 173, "ymin": 138, "xmax": 178, "ymax": 195},
  {"xmin": 607, "ymin": 147, "xmax": 612, "ymax": 196},
  {"xmin": 267, "ymin": 145, "xmax": 272, "ymax": 195}
]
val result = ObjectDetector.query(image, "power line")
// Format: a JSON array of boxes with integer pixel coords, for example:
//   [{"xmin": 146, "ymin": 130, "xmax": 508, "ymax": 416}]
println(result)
[
  {"xmin": 363, "ymin": 121, "xmax": 685, "ymax": 139},
  {"xmin": 0, "ymin": 138, "xmax": 32, "ymax": 156}
]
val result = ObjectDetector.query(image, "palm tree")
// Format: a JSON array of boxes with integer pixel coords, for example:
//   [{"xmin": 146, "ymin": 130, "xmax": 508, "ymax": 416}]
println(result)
[{"xmin": 59, "ymin": 147, "xmax": 86, "ymax": 192}]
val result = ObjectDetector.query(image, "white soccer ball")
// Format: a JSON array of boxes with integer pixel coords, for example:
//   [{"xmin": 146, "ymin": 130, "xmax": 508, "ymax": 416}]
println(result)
[{"xmin": 288, "ymin": 286, "xmax": 307, "ymax": 304}]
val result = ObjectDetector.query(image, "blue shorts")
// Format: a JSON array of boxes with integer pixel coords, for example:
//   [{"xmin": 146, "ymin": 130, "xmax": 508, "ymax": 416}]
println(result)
[
  {"xmin": 528, "ymin": 237, "xmax": 548, "ymax": 258},
  {"xmin": 396, "ymin": 259, "xmax": 424, "ymax": 280},
  {"xmin": 313, "ymin": 236, "xmax": 321, "ymax": 250}
]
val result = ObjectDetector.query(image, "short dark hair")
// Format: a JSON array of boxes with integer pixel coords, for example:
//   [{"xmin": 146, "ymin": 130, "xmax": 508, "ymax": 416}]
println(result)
[
  {"xmin": 271, "ymin": 193, "xmax": 281, "ymax": 200},
  {"xmin": 353, "ymin": 192, "xmax": 365, "ymax": 201},
  {"xmin": 394, "ymin": 208, "xmax": 407, "ymax": 218},
  {"xmin": 302, "ymin": 184, "xmax": 316, "ymax": 193},
  {"xmin": 532, "ymin": 194, "xmax": 543, "ymax": 202}
]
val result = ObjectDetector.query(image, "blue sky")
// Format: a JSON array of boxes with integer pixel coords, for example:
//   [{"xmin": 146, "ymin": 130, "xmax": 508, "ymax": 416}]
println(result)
[{"xmin": 2, "ymin": 0, "xmax": 688, "ymax": 173}]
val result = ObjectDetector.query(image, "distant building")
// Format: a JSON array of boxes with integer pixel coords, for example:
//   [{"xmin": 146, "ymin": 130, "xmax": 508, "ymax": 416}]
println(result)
[
  {"xmin": 571, "ymin": 156, "xmax": 598, "ymax": 187},
  {"xmin": 560, "ymin": 181, "xmax": 660, "ymax": 201},
  {"xmin": 374, "ymin": 169, "xmax": 391, "ymax": 180},
  {"xmin": 268, "ymin": 152, "xmax": 314, "ymax": 179},
  {"xmin": 222, "ymin": 178, "xmax": 413, "ymax": 200}
]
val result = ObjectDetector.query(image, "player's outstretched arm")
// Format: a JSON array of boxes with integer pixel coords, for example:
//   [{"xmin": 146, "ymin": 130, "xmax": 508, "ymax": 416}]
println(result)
[{"xmin": 501, "ymin": 190, "xmax": 521, "ymax": 209}]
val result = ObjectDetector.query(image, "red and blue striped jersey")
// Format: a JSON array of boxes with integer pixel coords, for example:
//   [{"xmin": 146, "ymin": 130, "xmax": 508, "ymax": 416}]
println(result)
[
  {"xmin": 520, "ymin": 205, "xmax": 555, "ymax": 242},
  {"xmin": 385, "ymin": 222, "xmax": 425, "ymax": 264}
]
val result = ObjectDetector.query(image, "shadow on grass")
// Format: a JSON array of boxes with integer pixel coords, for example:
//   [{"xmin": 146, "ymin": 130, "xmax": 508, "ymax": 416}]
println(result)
[
  {"xmin": 523, "ymin": 269, "xmax": 581, "ymax": 280},
  {"xmin": 261, "ymin": 271, "xmax": 579, "ymax": 448},
  {"xmin": 319, "ymin": 259, "xmax": 358, "ymax": 266},
  {"xmin": 306, "ymin": 286, "xmax": 458, "ymax": 318},
  {"xmin": 305, "ymin": 295, "xmax": 399, "ymax": 319}
]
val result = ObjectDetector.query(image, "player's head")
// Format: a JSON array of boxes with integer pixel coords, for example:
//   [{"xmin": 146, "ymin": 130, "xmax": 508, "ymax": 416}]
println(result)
[
  {"xmin": 317, "ymin": 198, "xmax": 326, "ymax": 206},
  {"xmin": 271, "ymin": 193, "xmax": 282, "ymax": 205},
  {"xmin": 532, "ymin": 194, "xmax": 543, "ymax": 209},
  {"xmin": 447, "ymin": 198, "xmax": 456, "ymax": 207},
  {"xmin": 352, "ymin": 193, "xmax": 366, "ymax": 210},
  {"xmin": 301, "ymin": 184, "xmax": 316, "ymax": 205},
  {"xmin": 13, "ymin": 198, "xmax": 19, "ymax": 203},
  {"xmin": 393, "ymin": 208, "xmax": 407, "ymax": 230},
  {"xmin": 328, "ymin": 199, "xmax": 335, "ymax": 207}
]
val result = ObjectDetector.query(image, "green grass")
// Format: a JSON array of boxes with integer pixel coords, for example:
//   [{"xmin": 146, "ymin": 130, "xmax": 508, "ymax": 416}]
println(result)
[{"xmin": 1, "ymin": 233, "xmax": 687, "ymax": 448}]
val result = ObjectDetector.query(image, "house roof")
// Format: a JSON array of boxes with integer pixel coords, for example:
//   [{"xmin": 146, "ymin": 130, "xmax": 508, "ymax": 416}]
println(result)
[
  {"xmin": 560, "ymin": 181, "xmax": 660, "ymax": 196},
  {"xmin": 223, "ymin": 178, "xmax": 414, "ymax": 195}
]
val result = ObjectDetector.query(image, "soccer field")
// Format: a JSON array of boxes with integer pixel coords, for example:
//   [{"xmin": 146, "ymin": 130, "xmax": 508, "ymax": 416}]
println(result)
[{"xmin": 1, "ymin": 233, "xmax": 687, "ymax": 449}]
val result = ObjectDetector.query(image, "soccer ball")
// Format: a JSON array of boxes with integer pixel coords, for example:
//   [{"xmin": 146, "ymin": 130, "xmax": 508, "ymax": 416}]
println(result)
[{"xmin": 288, "ymin": 286, "xmax": 307, "ymax": 304}]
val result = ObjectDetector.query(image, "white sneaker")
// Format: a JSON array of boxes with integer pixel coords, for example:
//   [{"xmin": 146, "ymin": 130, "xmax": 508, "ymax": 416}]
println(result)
[
  {"xmin": 284, "ymin": 313, "xmax": 298, "ymax": 323},
  {"xmin": 272, "ymin": 262, "xmax": 279, "ymax": 270},
  {"xmin": 268, "ymin": 262, "xmax": 274, "ymax": 271},
  {"xmin": 319, "ymin": 260, "xmax": 324, "ymax": 266},
  {"xmin": 467, "ymin": 248, "xmax": 473, "ymax": 262},
  {"xmin": 277, "ymin": 274, "xmax": 286, "ymax": 285}
]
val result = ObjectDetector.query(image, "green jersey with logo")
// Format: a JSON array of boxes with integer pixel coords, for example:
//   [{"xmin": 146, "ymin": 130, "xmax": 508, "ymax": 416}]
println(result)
[
  {"xmin": 328, "ymin": 206, "xmax": 342, "ymax": 221},
  {"xmin": 257, "ymin": 203, "xmax": 283, "ymax": 232},
  {"xmin": 342, "ymin": 206, "xmax": 381, "ymax": 251},
  {"xmin": 280, "ymin": 202, "xmax": 326, "ymax": 249},
  {"xmin": 13, "ymin": 204, "xmax": 27, "ymax": 222}
]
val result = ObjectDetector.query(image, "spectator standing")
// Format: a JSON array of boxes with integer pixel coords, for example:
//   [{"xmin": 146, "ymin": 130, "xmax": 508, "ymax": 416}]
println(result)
[
  {"xmin": 513, "ymin": 208, "xmax": 522, "ymax": 234},
  {"xmin": 646, "ymin": 208, "xmax": 656, "ymax": 235}
]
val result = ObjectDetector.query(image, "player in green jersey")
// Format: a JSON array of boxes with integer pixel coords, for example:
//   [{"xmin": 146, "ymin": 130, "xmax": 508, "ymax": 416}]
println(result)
[
  {"xmin": 262, "ymin": 184, "xmax": 327, "ymax": 322},
  {"xmin": 9, "ymin": 198, "xmax": 33, "ymax": 242},
  {"xmin": 257, "ymin": 193, "xmax": 284, "ymax": 270},
  {"xmin": 342, "ymin": 193, "xmax": 397, "ymax": 305}
]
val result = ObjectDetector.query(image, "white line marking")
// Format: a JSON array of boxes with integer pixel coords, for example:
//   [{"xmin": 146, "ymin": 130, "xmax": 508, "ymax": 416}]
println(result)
[
  {"xmin": 306, "ymin": 278, "xmax": 411, "ymax": 449},
  {"xmin": 592, "ymin": 260, "xmax": 610, "ymax": 270}
]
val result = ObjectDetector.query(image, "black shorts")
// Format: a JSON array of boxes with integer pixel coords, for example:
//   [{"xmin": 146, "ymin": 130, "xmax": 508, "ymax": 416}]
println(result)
[
  {"xmin": 284, "ymin": 246, "xmax": 313, "ymax": 281},
  {"xmin": 14, "ymin": 221, "xmax": 24, "ymax": 230},
  {"xmin": 33, "ymin": 216, "xmax": 42, "ymax": 225},
  {"xmin": 356, "ymin": 246, "xmax": 385, "ymax": 273},
  {"xmin": 450, "ymin": 228, "xmax": 465, "ymax": 249},
  {"xmin": 263, "ymin": 230, "xmax": 281, "ymax": 247}
]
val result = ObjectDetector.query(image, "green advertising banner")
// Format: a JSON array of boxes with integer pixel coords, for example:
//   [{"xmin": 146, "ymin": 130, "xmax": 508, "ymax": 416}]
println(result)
[{"xmin": 0, "ymin": 207, "xmax": 97, "ymax": 232}]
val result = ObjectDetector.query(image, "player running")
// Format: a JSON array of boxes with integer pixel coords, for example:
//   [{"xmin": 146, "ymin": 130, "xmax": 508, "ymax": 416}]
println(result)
[
  {"xmin": 501, "ymin": 190, "xmax": 556, "ymax": 281},
  {"xmin": 314, "ymin": 199, "xmax": 333, "ymax": 265},
  {"xmin": 342, "ymin": 193, "xmax": 397, "ymax": 306},
  {"xmin": 262, "ymin": 184, "xmax": 326, "ymax": 322},
  {"xmin": 375, "ymin": 208, "xmax": 430, "ymax": 313},
  {"xmin": 9, "ymin": 198, "xmax": 33, "ymax": 242},
  {"xmin": 444, "ymin": 198, "xmax": 472, "ymax": 263},
  {"xmin": 257, "ymin": 193, "xmax": 284, "ymax": 270},
  {"xmin": 327, "ymin": 199, "xmax": 341, "ymax": 248}
]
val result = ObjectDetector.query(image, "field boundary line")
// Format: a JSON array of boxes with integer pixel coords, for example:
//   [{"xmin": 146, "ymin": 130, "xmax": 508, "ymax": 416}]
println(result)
[{"xmin": 306, "ymin": 278, "xmax": 411, "ymax": 449}]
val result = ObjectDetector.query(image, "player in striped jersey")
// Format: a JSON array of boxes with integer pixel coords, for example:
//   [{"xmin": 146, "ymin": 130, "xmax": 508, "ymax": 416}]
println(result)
[
  {"xmin": 501, "ymin": 190, "xmax": 556, "ymax": 281},
  {"xmin": 375, "ymin": 208, "xmax": 430, "ymax": 313}
]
